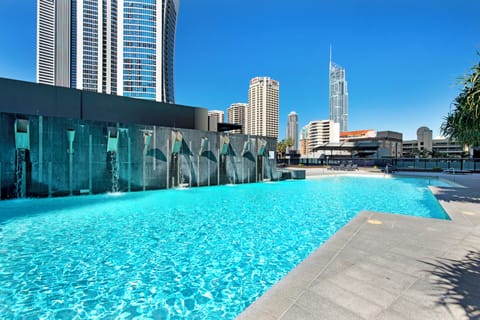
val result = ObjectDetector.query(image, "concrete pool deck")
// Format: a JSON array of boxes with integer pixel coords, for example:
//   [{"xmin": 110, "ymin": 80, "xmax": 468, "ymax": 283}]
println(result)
[{"xmin": 237, "ymin": 168, "xmax": 480, "ymax": 319}]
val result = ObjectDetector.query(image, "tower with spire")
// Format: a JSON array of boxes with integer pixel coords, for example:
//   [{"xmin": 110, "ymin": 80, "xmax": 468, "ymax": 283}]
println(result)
[{"xmin": 329, "ymin": 47, "xmax": 349, "ymax": 132}]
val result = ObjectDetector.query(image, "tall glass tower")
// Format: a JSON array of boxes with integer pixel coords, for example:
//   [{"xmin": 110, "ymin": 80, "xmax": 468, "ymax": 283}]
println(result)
[
  {"xmin": 37, "ymin": 0, "xmax": 179, "ymax": 103},
  {"xmin": 329, "ymin": 49, "xmax": 348, "ymax": 132}
]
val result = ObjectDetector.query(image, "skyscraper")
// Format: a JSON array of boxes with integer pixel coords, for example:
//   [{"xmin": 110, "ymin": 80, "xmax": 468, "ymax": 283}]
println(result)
[
  {"xmin": 247, "ymin": 77, "xmax": 279, "ymax": 139},
  {"xmin": 300, "ymin": 120, "xmax": 340, "ymax": 156},
  {"xmin": 207, "ymin": 110, "xmax": 224, "ymax": 132},
  {"xmin": 286, "ymin": 111, "xmax": 298, "ymax": 150},
  {"xmin": 227, "ymin": 103, "xmax": 247, "ymax": 134},
  {"xmin": 36, "ymin": 0, "xmax": 179, "ymax": 103},
  {"xmin": 329, "ymin": 49, "xmax": 348, "ymax": 132}
]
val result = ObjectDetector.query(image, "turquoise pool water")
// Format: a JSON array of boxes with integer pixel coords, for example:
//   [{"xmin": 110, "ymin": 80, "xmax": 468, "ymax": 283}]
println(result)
[{"xmin": 0, "ymin": 176, "xmax": 449, "ymax": 319}]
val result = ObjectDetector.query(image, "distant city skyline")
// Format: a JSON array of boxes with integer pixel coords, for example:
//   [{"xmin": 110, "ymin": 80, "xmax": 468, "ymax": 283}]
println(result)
[{"xmin": 1, "ymin": 0, "xmax": 479, "ymax": 139}]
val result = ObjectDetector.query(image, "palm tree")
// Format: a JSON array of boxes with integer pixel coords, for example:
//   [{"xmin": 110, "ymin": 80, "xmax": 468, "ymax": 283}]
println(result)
[{"xmin": 441, "ymin": 56, "xmax": 480, "ymax": 147}]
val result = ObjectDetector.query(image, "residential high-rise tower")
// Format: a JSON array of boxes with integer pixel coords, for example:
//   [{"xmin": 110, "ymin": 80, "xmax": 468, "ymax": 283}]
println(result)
[
  {"xmin": 247, "ymin": 77, "xmax": 279, "ymax": 139},
  {"xmin": 300, "ymin": 120, "xmax": 340, "ymax": 156},
  {"xmin": 207, "ymin": 110, "xmax": 224, "ymax": 132},
  {"xmin": 227, "ymin": 103, "xmax": 247, "ymax": 134},
  {"xmin": 329, "ymin": 48, "xmax": 348, "ymax": 132},
  {"xmin": 286, "ymin": 111, "xmax": 298, "ymax": 150},
  {"xmin": 36, "ymin": 0, "xmax": 179, "ymax": 103}
]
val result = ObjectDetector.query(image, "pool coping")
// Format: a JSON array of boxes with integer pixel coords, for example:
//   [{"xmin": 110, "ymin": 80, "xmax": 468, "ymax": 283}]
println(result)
[{"xmin": 236, "ymin": 170, "xmax": 480, "ymax": 319}]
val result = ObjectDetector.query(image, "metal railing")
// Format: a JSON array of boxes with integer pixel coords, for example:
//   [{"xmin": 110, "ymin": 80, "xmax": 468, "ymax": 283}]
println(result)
[{"xmin": 277, "ymin": 157, "xmax": 480, "ymax": 172}]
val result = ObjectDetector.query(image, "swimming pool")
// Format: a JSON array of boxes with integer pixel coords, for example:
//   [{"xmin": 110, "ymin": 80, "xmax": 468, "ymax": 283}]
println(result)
[{"xmin": 0, "ymin": 176, "xmax": 449, "ymax": 319}]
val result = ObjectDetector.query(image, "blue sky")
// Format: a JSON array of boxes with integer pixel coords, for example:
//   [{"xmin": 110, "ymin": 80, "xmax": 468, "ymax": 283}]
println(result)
[{"xmin": 0, "ymin": 0, "xmax": 479, "ymax": 140}]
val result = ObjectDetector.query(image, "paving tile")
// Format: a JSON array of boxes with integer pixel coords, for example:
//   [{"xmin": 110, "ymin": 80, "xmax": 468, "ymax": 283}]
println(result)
[
  {"xmin": 308, "ymin": 278, "xmax": 383, "ymax": 319},
  {"xmin": 344, "ymin": 259, "xmax": 419, "ymax": 294},
  {"xmin": 389, "ymin": 241, "xmax": 445, "ymax": 260},
  {"xmin": 294, "ymin": 291, "xmax": 364, "ymax": 320},
  {"xmin": 244, "ymin": 287, "xmax": 297, "ymax": 319},
  {"xmin": 462, "ymin": 234, "xmax": 480, "ymax": 248},
  {"xmin": 346, "ymin": 234, "xmax": 398, "ymax": 252},
  {"xmin": 235, "ymin": 306, "xmax": 277, "ymax": 320},
  {"xmin": 400, "ymin": 278, "xmax": 452, "ymax": 308},
  {"xmin": 325, "ymin": 272, "xmax": 398, "ymax": 308},
  {"xmin": 387, "ymin": 296, "xmax": 457, "ymax": 320},
  {"xmin": 263, "ymin": 273, "xmax": 309, "ymax": 301},
  {"xmin": 280, "ymin": 304, "xmax": 319, "ymax": 320},
  {"xmin": 374, "ymin": 310, "xmax": 410, "ymax": 320},
  {"xmin": 317, "ymin": 254, "xmax": 359, "ymax": 278},
  {"xmin": 304, "ymin": 247, "xmax": 340, "ymax": 266},
  {"xmin": 367, "ymin": 251, "xmax": 434, "ymax": 278}
]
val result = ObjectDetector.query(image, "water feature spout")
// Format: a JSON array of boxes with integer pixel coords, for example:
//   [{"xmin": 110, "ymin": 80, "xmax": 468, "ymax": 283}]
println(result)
[
  {"xmin": 199, "ymin": 137, "xmax": 208, "ymax": 156},
  {"xmin": 107, "ymin": 127, "xmax": 119, "ymax": 153},
  {"xmin": 14, "ymin": 119, "xmax": 30, "ymax": 150},
  {"xmin": 172, "ymin": 131, "xmax": 183, "ymax": 154},
  {"xmin": 242, "ymin": 140, "xmax": 250, "ymax": 184},
  {"xmin": 66, "ymin": 129, "xmax": 76, "ymax": 195},
  {"xmin": 143, "ymin": 131, "xmax": 152, "ymax": 155},
  {"xmin": 143, "ymin": 131, "xmax": 153, "ymax": 190},
  {"xmin": 220, "ymin": 135, "xmax": 230, "ymax": 155},
  {"xmin": 242, "ymin": 140, "xmax": 249, "ymax": 156},
  {"xmin": 257, "ymin": 139, "xmax": 266, "ymax": 156}
]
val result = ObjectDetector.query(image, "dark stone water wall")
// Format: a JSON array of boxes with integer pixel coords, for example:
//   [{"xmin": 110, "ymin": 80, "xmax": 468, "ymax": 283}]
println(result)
[{"xmin": 0, "ymin": 112, "xmax": 279, "ymax": 200}]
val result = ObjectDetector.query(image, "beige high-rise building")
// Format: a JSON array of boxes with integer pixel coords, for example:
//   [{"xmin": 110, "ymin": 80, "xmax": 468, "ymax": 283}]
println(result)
[
  {"xmin": 208, "ymin": 110, "xmax": 224, "ymax": 132},
  {"xmin": 227, "ymin": 103, "xmax": 247, "ymax": 134},
  {"xmin": 300, "ymin": 120, "xmax": 340, "ymax": 156},
  {"xmin": 247, "ymin": 77, "xmax": 279, "ymax": 139}
]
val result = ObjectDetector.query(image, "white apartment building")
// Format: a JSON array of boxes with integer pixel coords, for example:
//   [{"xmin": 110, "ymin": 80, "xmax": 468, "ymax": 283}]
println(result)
[
  {"xmin": 208, "ymin": 110, "xmax": 224, "ymax": 132},
  {"xmin": 247, "ymin": 77, "xmax": 279, "ymax": 139},
  {"xmin": 227, "ymin": 103, "xmax": 247, "ymax": 134},
  {"xmin": 299, "ymin": 120, "xmax": 340, "ymax": 157}
]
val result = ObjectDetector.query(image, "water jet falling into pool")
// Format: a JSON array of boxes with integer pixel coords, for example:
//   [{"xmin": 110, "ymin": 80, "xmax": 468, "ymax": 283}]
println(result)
[
  {"xmin": 171, "ymin": 130, "xmax": 183, "ymax": 188},
  {"xmin": 107, "ymin": 127, "xmax": 119, "ymax": 193},
  {"xmin": 14, "ymin": 119, "xmax": 30, "ymax": 198},
  {"xmin": 257, "ymin": 138, "xmax": 267, "ymax": 182},
  {"xmin": 198, "ymin": 137, "xmax": 208, "ymax": 187},
  {"xmin": 220, "ymin": 135, "xmax": 230, "ymax": 185}
]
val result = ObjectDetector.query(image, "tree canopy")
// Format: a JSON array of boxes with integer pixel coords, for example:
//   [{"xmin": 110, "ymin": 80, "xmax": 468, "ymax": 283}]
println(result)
[
  {"xmin": 276, "ymin": 137, "xmax": 294, "ymax": 154},
  {"xmin": 441, "ymin": 56, "xmax": 480, "ymax": 147}
]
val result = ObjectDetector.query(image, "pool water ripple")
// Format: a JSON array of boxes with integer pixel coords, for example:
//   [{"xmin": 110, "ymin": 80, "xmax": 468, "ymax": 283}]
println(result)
[{"xmin": 0, "ymin": 176, "xmax": 449, "ymax": 319}]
